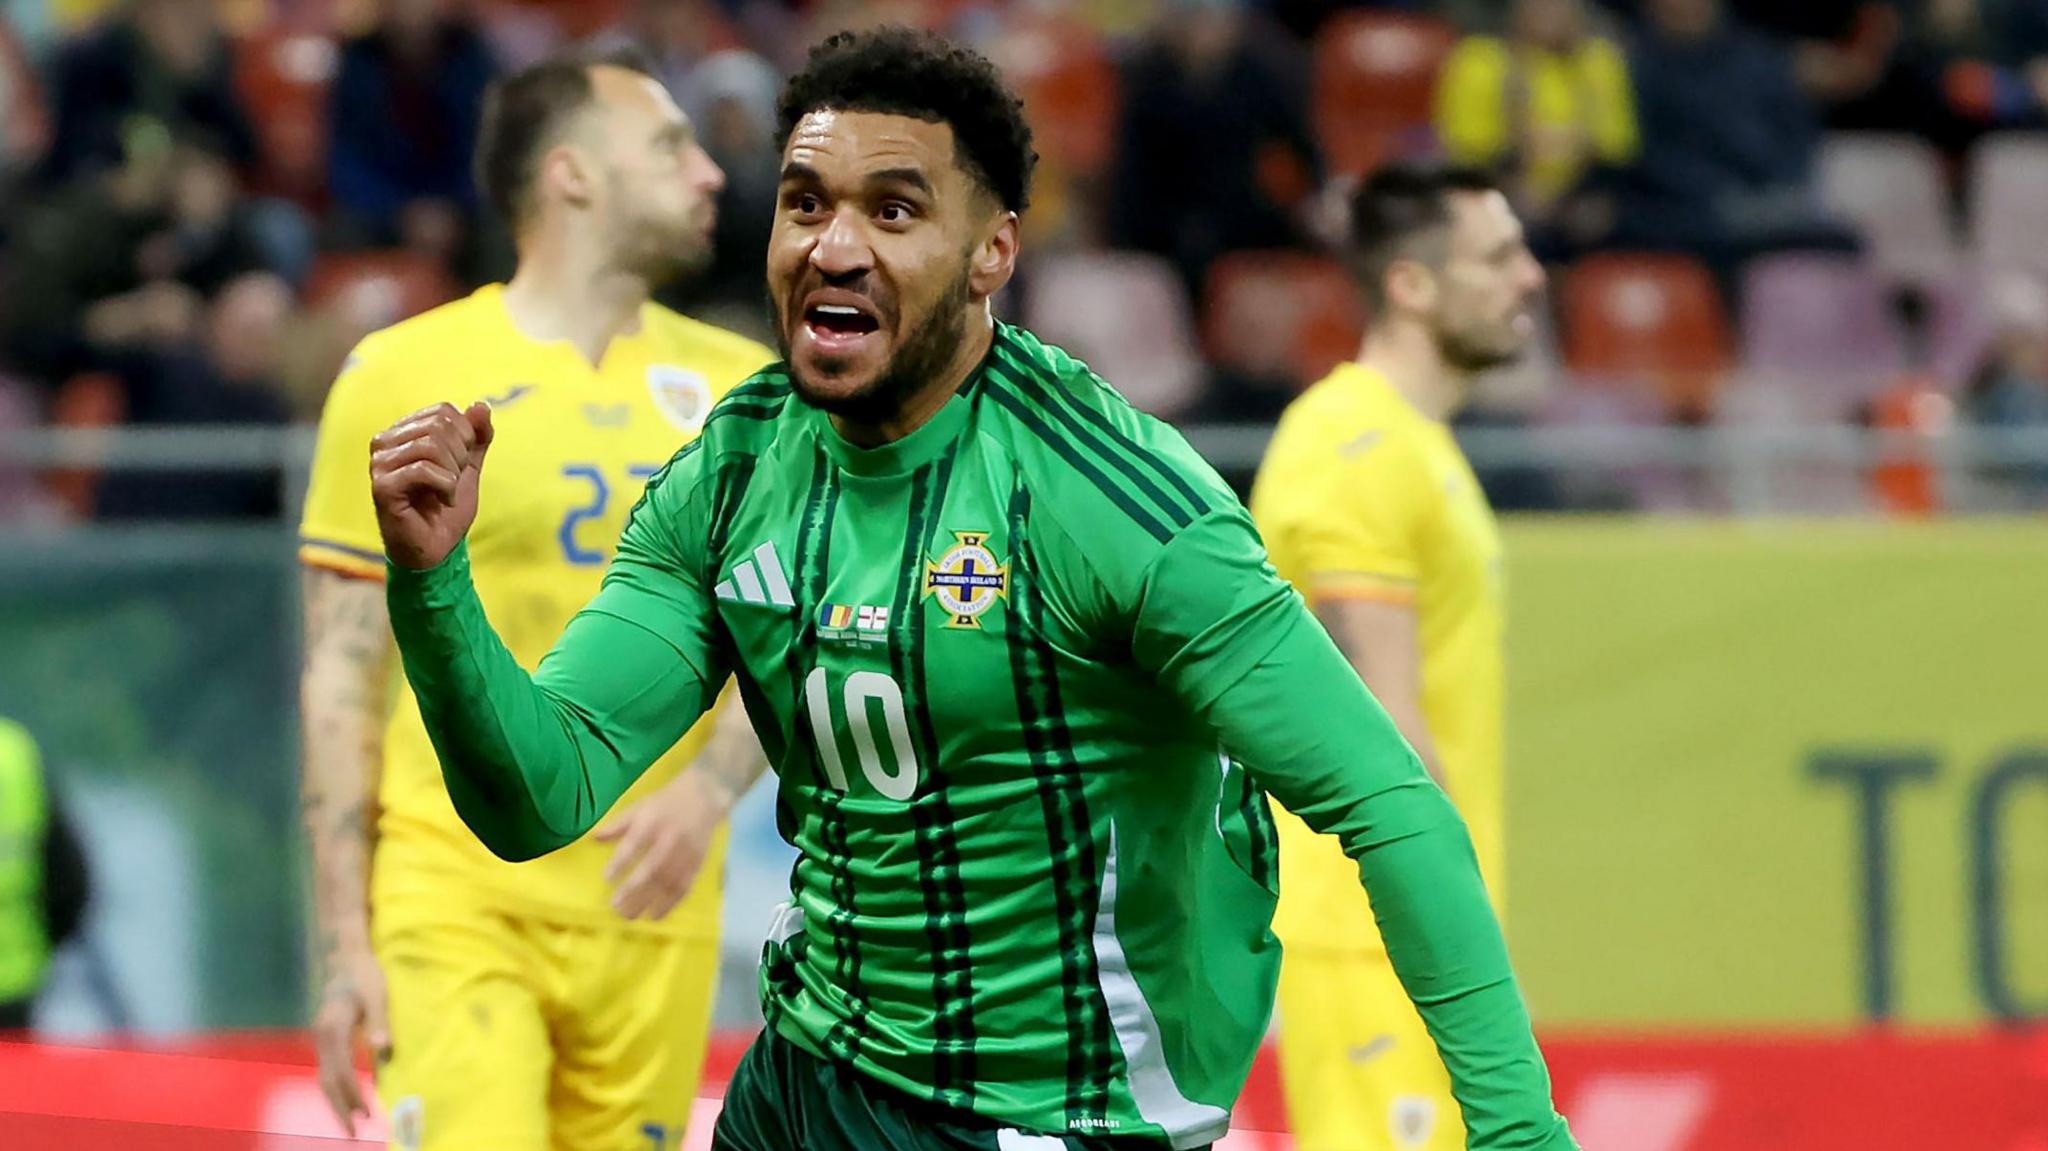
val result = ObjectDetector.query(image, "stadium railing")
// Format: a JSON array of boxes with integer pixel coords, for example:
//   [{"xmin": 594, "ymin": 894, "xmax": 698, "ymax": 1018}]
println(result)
[{"xmin": 5, "ymin": 422, "xmax": 2048, "ymax": 518}]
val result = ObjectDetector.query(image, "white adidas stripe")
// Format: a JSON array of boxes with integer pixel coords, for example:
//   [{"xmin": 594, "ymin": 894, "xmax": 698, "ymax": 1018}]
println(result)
[
  {"xmin": 733, "ymin": 560, "xmax": 766, "ymax": 603},
  {"xmin": 713, "ymin": 542, "xmax": 796, "ymax": 608},
  {"xmin": 754, "ymin": 542, "xmax": 795, "ymax": 607}
]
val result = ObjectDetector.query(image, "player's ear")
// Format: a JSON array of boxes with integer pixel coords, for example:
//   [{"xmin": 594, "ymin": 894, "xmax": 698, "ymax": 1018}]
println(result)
[
  {"xmin": 1385, "ymin": 256, "xmax": 1438, "ymax": 316},
  {"xmin": 968, "ymin": 211, "xmax": 1020, "ymax": 302},
  {"xmin": 541, "ymin": 143, "xmax": 597, "ymax": 212}
]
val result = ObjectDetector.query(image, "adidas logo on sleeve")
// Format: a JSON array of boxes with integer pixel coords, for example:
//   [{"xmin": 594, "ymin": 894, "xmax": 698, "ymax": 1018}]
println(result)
[{"xmin": 715, "ymin": 542, "xmax": 796, "ymax": 608}]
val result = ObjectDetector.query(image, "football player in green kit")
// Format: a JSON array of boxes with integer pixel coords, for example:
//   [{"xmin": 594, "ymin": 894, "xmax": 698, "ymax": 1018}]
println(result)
[{"xmin": 364, "ymin": 26, "xmax": 1578, "ymax": 1151}]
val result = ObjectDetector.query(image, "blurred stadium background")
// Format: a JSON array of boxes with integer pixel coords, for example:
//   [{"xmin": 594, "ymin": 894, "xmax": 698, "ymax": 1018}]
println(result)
[{"xmin": 0, "ymin": 0, "xmax": 2046, "ymax": 1146}]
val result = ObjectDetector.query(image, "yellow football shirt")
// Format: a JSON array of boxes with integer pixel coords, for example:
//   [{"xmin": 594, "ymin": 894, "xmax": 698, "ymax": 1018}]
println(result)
[
  {"xmin": 1251, "ymin": 362, "xmax": 1506, "ymax": 952},
  {"xmin": 300, "ymin": 284, "xmax": 772, "ymax": 937}
]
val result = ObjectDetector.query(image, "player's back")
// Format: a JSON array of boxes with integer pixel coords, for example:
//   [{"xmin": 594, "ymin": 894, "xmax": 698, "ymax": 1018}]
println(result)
[
  {"xmin": 639, "ymin": 323, "xmax": 1283, "ymax": 1146},
  {"xmin": 299, "ymin": 285, "xmax": 770, "ymax": 933},
  {"xmin": 1251, "ymin": 362, "xmax": 1506, "ymax": 949}
]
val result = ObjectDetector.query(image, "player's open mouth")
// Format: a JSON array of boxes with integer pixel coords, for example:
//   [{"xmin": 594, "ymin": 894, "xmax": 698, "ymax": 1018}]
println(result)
[{"xmin": 801, "ymin": 296, "xmax": 884, "ymax": 358}]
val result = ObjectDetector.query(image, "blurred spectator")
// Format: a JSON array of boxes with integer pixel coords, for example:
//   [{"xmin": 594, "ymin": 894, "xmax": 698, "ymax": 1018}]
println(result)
[
  {"xmin": 1962, "ymin": 273, "xmax": 2048, "ymax": 497},
  {"xmin": 664, "ymin": 47, "xmax": 781, "ymax": 337},
  {"xmin": 92, "ymin": 272, "xmax": 294, "ymax": 520},
  {"xmin": 1435, "ymin": 0, "xmax": 1635, "ymax": 249},
  {"xmin": 0, "ymin": 371, "xmax": 65, "ymax": 524},
  {"xmin": 1724, "ymin": 1, "xmax": 1903, "ymax": 115},
  {"xmin": 6, "ymin": 137, "xmax": 300, "ymax": 384},
  {"xmin": 2, "ymin": 0, "xmax": 58, "ymax": 64},
  {"xmin": 1921, "ymin": 0, "xmax": 2048, "ymax": 133},
  {"xmin": 1596, "ymin": 0, "xmax": 1951, "ymax": 138},
  {"xmin": 1264, "ymin": 0, "xmax": 1478, "ymax": 41},
  {"xmin": 39, "ymin": 0, "xmax": 259, "ymax": 187},
  {"xmin": 325, "ymin": 0, "xmax": 497, "ymax": 267},
  {"xmin": 0, "ymin": 717, "xmax": 92, "ymax": 1033},
  {"xmin": 1110, "ymin": 0, "xmax": 1322, "ymax": 301},
  {"xmin": 0, "ymin": 15, "xmax": 50, "ymax": 199},
  {"xmin": 1613, "ymin": 0, "xmax": 1857, "ymax": 284},
  {"xmin": 589, "ymin": 0, "xmax": 744, "ymax": 129}
]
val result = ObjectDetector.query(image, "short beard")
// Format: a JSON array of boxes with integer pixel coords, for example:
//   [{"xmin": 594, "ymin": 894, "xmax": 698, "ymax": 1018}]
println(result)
[
  {"xmin": 610, "ymin": 172, "xmax": 714, "ymax": 287},
  {"xmin": 780, "ymin": 268, "xmax": 973, "ymax": 425},
  {"xmin": 1438, "ymin": 325, "xmax": 1524, "ymax": 375},
  {"xmin": 619, "ymin": 224, "xmax": 713, "ymax": 288}
]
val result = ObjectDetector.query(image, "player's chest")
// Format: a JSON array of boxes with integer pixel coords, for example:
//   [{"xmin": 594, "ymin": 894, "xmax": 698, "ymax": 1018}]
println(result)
[
  {"xmin": 465, "ymin": 374, "xmax": 708, "ymax": 571},
  {"xmin": 1423, "ymin": 450, "xmax": 1505, "ymax": 604},
  {"xmin": 713, "ymin": 464, "xmax": 1035, "ymax": 727}
]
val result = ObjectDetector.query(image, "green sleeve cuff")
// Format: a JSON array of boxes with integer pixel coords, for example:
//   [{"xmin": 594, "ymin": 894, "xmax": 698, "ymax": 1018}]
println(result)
[{"xmin": 387, "ymin": 541, "xmax": 475, "ymax": 611}]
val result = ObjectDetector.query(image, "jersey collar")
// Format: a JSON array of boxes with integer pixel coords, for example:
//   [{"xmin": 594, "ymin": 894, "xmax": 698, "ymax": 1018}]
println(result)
[{"xmin": 807, "ymin": 344, "xmax": 992, "ymax": 479}]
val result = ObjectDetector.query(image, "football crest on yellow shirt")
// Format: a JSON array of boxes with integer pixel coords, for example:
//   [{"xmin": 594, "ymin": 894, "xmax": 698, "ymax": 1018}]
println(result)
[
  {"xmin": 1390, "ymin": 1095, "xmax": 1437, "ymax": 1147},
  {"xmin": 648, "ymin": 364, "xmax": 712, "ymax": 432},
  {"xmin": 389, "ymin": 1095, "xmax": 425, "ymax": 1151},
  {"xmin": 923, "ymin": 531, "xmax": 1008, "ymax": 629}
]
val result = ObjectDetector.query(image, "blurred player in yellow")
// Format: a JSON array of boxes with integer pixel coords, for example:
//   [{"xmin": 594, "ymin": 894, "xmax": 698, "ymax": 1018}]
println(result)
[
  {"xmin": 297, "ymin": 47, "xmax": 772, "ymax": 1151},
  {"xmin": 1251, "ymin": 163, "xmax": 1548, "ymax": 1151}
]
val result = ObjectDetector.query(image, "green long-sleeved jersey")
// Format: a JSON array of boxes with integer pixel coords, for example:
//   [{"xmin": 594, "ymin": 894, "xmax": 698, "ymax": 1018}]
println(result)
[{"xmin": 387, "ymin": 322, "xmax": 1575, "ymax": 1150}]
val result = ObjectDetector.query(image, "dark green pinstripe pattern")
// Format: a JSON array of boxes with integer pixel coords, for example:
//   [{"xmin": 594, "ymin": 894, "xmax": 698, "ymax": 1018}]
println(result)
[
  {"xmin": 705, "ymin": 399, "xmax": 787, "ymax": 427},
  {"xmin": 982, "ymin": 380, "xmax": 1173, "ymax": 545},
  {"xmin": 988, "ymin": 337, "xmax": 1214, "ymax": 527},
  {"xmin": 706, "ymin": 458, "xmax": 758, "ymax": 560},
  {"xmin": 1234, "ymin": 760, "xmax": 1281, "ymax": 891},
  {"xmin": 779, "ymin": 451, "xmax": 869, "ymax": 1061},
  {"xmin": 1002, "ymin": 482, "xmax": 1116, "ymax": 1122},
  {"xmin": 997, "ymin": 331, "xmax": 1216, "ymax": 518},
  {"xmin": 895, "ymin": 444, "xmax": 981, "ymax": 1107}
]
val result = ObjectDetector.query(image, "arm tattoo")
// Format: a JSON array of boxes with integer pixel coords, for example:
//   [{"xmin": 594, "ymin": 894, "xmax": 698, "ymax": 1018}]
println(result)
[{"xmin": 300, "ymin": 567, "xmax": 393, "ymax": 969}]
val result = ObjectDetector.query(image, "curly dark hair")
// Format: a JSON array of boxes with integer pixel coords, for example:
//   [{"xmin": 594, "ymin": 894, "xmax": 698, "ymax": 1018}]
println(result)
[{"xmin": 776, "ymin": 27, "xmax": 1037, "ymax": 214}]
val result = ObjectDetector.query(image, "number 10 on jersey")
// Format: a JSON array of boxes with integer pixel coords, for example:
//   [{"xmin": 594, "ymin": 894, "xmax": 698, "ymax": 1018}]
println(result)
[{"xmin": 802, "ymin": 669, "xmax": 920, "ymax": 800}]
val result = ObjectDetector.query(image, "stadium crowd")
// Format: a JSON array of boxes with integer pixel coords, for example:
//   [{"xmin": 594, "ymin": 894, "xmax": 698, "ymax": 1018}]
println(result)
[{"xmin": 1, "ymin": 0, "xmax": 2046, "ymax": 521}]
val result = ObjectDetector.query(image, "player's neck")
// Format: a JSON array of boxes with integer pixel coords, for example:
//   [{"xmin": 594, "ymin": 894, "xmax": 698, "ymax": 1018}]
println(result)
[
  {"xmin": 1358, "ymin": 327, "xmax": 1468, "ymax": 423},
  {"xmin": 502, "ymin": 240, "xmax": 649, "ymax": 368},
  {"xmin": 829, "ymin": 311, "xmax": 994, "ymax": 449}
]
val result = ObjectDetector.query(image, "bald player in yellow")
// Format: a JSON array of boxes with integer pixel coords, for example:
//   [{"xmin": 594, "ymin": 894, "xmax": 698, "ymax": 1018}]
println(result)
[
  {"xmin": 298, "ymin": 48, "xmax": 773, "ymax": 1151},
  {"xmin": 1252, "ymin": 163, "xmax": 1548, "ymax": 1151}
]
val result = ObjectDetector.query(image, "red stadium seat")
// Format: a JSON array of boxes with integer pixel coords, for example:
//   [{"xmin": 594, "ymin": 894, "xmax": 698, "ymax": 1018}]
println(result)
[
  {"xmin": 1203, "ymin": 251, "xmax": 1367, "ymax": 388},
  {"xmin": 996, "ymin": 16, "xmax": 1119, "ymax": 179},
  {"xmin": 305, "ymin": 251, "xmax": 460, "ymax": 331},
  {"xmin": 43, "ymin": 371, "xmax": 128, "ymax": 520},
  {"xmin": 1313, "ymin": 11, "xmax": 1458, "ymax": 178},
  {"xmin": 1562, "ymin": 252, "xmax": 1732, "ymax": 416},
  {"xmin": 233, "ymin": 26, "xmax": 341, "ymax": 202}
]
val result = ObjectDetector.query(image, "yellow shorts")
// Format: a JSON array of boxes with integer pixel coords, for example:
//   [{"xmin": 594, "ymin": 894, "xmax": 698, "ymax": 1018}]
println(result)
[
  {"xmin": 1276, "ymin": 948, "xmax": 1464, "ymax": 1151},
  {"xmin": 374, "ymin": 900, "xmax": 720, "ymax": 1151}
]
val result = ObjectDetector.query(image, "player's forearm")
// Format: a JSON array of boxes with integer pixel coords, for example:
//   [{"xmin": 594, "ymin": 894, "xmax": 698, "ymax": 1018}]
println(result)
[
  {"xmin": 691, "ymin": 692, "xmax": 771, "ymax": 811},
  {"xmin": 1208, "ymin": 607, "xmax": 1574, "ymax": 1150},
  {"xmin": 1317, "ymin": 598, "xmax": 1449, "ymax": 788},
  {"xmin": 385, "ymin": 543, "xmax": 716, "ymax": 861},
  {"xmin": 298, "ymin": 568, "xmax": 390, "ymax": 960},
  {"xmin": 1357, "ymin": 681, "xmax": 1447, "ymax": 789}
]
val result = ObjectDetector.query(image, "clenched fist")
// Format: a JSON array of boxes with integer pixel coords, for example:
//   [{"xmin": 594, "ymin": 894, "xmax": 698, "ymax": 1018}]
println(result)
[{"xmin": 370, "ymin": 401, "xmax": 494, "ymax": 571}]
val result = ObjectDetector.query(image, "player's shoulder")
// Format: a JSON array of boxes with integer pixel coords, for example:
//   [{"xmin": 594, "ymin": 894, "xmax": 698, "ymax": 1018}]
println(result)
[
  {"xmin": 349, "ymin": 288, "xmax": 502, "ymax": 369},
  {"xmin": 980, "ymin": 322, "xmax": 1238, "ymax": 547},
  {"xmin": 629, "ymin": 362, "xmax": 798, "ymax": 530},
  {"xmin": 1271, "ymin": 365, "xmax": 1427, "ymax": 465},
  {"xmin": 317, "ymin": 293, "xmax": 505, "ymax": 434},
  {"xmin": 327, "ymin": 290, "xmax": 505, "ymax": 409},
  {"xmin": 664, "ymin": 362, "xmax": 800, "ymax": 469},
  {"xmin": 639, "ymin": 304, "xmax": 776, "ymax": 381}
]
